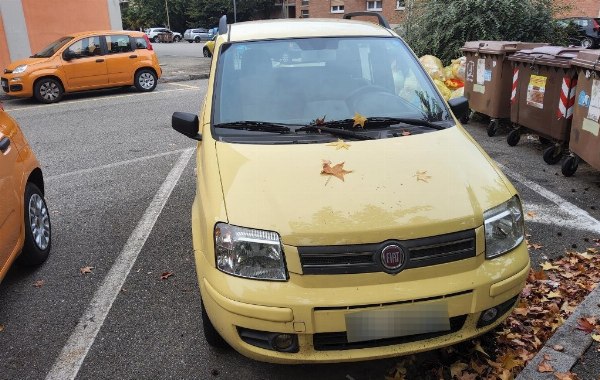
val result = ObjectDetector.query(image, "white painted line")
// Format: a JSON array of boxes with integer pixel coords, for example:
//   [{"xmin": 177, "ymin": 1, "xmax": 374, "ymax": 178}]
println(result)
[
  {"xmin": 524, "ymin": 202, "xmax": 600, "ymax": 234},
  {"xmin": 45, "ymin": 148, "xmax": 195, "ymax": 380},
  {"xmin": 46, "ymin": 149, "xmax": 189, "ymax": 181},
  {"xmin": 5, "ymin": 87, "xmax": 197, "ymax": 112},
  {"xmin": 498, "ymin": 163, "xmax": 600, "ymax": 235},
  {"xmin": 168, "ymin": 82, "xmax": 201, "ymax": 89}
]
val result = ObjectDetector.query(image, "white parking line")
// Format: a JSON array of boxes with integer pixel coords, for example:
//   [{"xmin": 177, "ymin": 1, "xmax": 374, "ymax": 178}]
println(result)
[
  {"xmin": 4, "ymin": 87, "xmax": 198, "ymax": 112},
  {"xmin": 46, "ymin": 149, "xmax": 189, "ymax": 181},
  {"xmin": 498, "ymin": 163, "xmax": 600, "ymax": 235},
  {"xmin": 168, "ymin": 82, "xmax": 201, "ymax": 89},
  {"xmin": 45, "ymin": 148, "xmax": 195, "ymax": 380}
]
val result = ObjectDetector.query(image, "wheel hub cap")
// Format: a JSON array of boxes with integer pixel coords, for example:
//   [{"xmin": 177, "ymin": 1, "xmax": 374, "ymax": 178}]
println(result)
[{"xmin": 29, "ymin": 193, "xmax": 50, "ymax": 250}]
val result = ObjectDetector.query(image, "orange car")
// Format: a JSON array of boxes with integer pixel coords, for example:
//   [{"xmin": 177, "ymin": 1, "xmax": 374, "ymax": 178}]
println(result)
[
  {"xmin": 0, "ymin": 101, "xmax": 51, "ymax": 283},
  {"xmin": 1, "ymin": 30, "xmax": 162, "ymax": 103}
]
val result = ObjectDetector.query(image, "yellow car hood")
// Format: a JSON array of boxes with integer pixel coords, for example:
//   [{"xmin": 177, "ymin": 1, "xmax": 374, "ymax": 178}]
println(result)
[{"xmin": 215, "ymin": 127, "xmax": 512, "ymax": 246}]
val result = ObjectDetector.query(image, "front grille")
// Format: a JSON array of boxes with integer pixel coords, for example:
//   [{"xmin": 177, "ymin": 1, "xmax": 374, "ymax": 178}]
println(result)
[
  {"xmin": 298, "ymin": 229, "xmax": 476, "ymax": 275},
  {"xmin": 313, "ymin": 315, "xmax": 467, "ymax": 351}
]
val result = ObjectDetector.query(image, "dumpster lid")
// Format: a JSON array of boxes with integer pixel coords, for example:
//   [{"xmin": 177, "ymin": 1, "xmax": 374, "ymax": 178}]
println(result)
[
  {"xmin": 571, "ymin": 49, "xmax": 600, "ymax": 71},
  {"xmin": 460, "ymin": 41, "xmax": 546, "ymax": 54},
  {"xmin": 508, "ymin": 46, "xmax": 585, "ymax": 68}
]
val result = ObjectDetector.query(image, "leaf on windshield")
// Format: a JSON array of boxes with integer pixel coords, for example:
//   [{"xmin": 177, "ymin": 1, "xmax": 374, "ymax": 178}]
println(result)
[
  {"xmin": 315, "ymin": 115, "xmax": 326, "ymax": 126},
  {"xmin": 414, "ymin": 170, "xmax": 431, "ymax": 183},
  {"xmin": 321, "ymin": 160, "xmax": 352, "ymax": 183},
  {"xmin": 401, "ymin": 130, "xmax": 411, "ymax": 136},
  {"xmin": 353, "ymin": 112, "xmax": 367, "ymax": 128},
  {"xmin": 326, "ymin": 139, "xmax": 351, "ymax": 150}
]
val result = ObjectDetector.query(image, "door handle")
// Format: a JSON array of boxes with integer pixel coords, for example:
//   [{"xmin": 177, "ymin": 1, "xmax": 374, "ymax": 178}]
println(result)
[
  {"xmin": 0, "ymin": 136, "xmax": 10, "ymax": 153},
  {"xmin": 129, "ymin": 55, "xmax": 138, "ymax": 59},
  {"xmin": 96, "ymin": 58, "xmax": 104, "ymax": 63}
]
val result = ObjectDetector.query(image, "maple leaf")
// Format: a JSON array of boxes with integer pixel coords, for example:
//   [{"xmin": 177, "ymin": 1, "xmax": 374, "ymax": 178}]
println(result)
[
  {"xmin": 531, "ymin": 243, "xmax": 543, "ymax": 250},
  {"xmin": 554, "ymin": 372, "xmax": 579, "ymax": 380},
  {"xmin": 414, "ymin": 170, "xmax": 431, "ymax": 183},
  {"xmin": 591, "ymin": 334, "xmax": 600, "ymax": 342},
  {"xmin": 326, "ymin": 139, "xmax": 351, "ymax": 150},
  {"xmin": 499, "ymin": 352, "xmax": 523, "ymax": 371},
  {"xmin": 541, "ymin": 261, "xmax": 559, "ymax": 271},
  {"xmin": 553, "ymin": 344, "xmax": 564, "ymax": 351},
  {"xmin": 160, "ymin": 271, "xmax": 173, "ymax": 280},
  {"xmin": 80, "ymin": 266, "xmax": 94, "ymax": 275},
  {"xmin": 450, "ymin": 361, "xmax": 468, "ymax": 378},
  {"xmin": 537, "ymin": 360, "xmax": 554, "ymax": 373},
  {"xmin": 33, "ymin": 280, "xmax": 45, "ymax": 288},
  {"xmin": 315, "ymin": 115, "xmax": 326, "ymax": 125},
  {"xmin": 576, "ymin": 317, "xmax": 596, "ymax": 333},
  {"xmin": 0, "ymin": 324, "xmax": 4, "ymax": 332},
  {"xmin": 353, "ymin": 112, "xmax": 367, "ymax": 128},
  {"xmin": 321, "ymin": 160, "xmax": 353, "ymax": 183},
  {"xmin": 526, "ymin": 211, "xmax": 537, "ymax": 218}
]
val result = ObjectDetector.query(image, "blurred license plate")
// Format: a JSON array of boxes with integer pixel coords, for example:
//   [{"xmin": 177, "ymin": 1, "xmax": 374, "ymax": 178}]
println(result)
[{"xmin": 345, "ymin": 302, "xmax": 450, "ymax": 343}]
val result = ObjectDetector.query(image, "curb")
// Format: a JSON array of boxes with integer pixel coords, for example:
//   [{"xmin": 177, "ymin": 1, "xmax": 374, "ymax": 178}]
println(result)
[{"xmin": 516, "ymin": 281, "xmax": 600, "ymax": 379}]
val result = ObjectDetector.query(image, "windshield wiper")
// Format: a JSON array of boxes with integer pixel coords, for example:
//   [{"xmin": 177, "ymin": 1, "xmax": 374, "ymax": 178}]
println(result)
[
  {"xmin": 295, "ymin": 124, "xmax": 374, "ymax": 140},
  {"xmin": 365, "ymin": 117, "xmax": 446, "ymax": 130},
  {"xmin": 214, "ymin": 121, "xmax": 292, "ymax": 134}
]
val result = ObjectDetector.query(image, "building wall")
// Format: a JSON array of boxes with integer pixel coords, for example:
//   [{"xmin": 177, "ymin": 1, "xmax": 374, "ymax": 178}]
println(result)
[
  {"xmin": 295, "ymin": 0, "xmax": 408, "ymax": 26},
  {"xmin": 559, "ymin": 0, "xmax": 600, "ymax": 18},
  {"xmin": 0, "ymin": 0, "xmax": 122, "ymax": 71}
]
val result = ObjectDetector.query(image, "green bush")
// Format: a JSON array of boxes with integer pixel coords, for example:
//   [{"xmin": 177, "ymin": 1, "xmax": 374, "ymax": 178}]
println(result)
[{"xmin": 399, "ymin": 0, "xmax": 574, "ymax": 64}]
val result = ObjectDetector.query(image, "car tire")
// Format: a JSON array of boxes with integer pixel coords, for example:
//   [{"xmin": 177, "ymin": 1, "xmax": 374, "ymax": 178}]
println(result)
[
  {"xmin": 153, "ymin": 37, "xmax": 160, "ymax": 43},
  {"xmin": 174, "ymin": 36, "xmax": 181, "ymax": 42},
  {"xmin": 134, "ymin": 69, "xmax": 157, "ymax": 92},
  {"xmin": 34, "ymin": 77, "xmax": 64, "ymax": 104},
  {"xmin": 187, "ymin": 40, "xmax": 193, "ymax": 43},
  {"xmin": 201, "ymin": 299, "xmax": 229, "ymax": 349},
  {"xmin": 17, "ymin": 183, "xmax": 51, "ymax": 266},
  {"xmin": 195, "ymin": 37, "xmax": 201, "ymax": 43},
  {"xmin": 581, "ymin": 37, "xmax": 594, "ymax": 49},
  {"xmin": 203, "ymin": 48, "xmax": 211, "ymax": 58}
]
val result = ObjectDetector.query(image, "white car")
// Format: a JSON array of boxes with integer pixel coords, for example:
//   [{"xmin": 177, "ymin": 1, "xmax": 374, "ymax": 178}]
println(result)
[{"xmin": 145, "ymin": 28, "xmax": 182, "ymax": 43}]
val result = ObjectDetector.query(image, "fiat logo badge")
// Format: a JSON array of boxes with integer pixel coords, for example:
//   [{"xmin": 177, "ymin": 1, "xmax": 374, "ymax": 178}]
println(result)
[{"xmin": 380, "ymin": 244, "xmax": 406, "ymax": 272}]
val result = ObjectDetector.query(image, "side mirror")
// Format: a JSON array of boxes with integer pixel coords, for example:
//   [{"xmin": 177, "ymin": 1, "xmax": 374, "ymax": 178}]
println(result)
[
  {"xmin": 172, "ymin": 112, "xmax": 201, "ymax": 141},
  {"xmin": 62, "ymin": 50, "xmax": 76, "ymax": 61},
  {"xmin": 448, "ymin": 96, "xmax": 469, "ymax": 123}
]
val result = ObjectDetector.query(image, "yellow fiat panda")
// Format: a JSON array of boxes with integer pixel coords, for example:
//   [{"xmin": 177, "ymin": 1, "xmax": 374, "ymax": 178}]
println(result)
[{"xmin": 172, "ymin": 13, "xmax": 530, "ymax": 363}]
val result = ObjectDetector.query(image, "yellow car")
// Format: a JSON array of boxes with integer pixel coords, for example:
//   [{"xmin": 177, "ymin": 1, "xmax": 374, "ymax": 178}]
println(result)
[
  {"xmin": 203, "ymin": 35, "xmax": 216, "ymax": 57},
  {"xmin": 0, "ymin": 102, "xmax": 51, "ymax": 283},
  {"xmin": 1, "ymin": 30, "xmax": 162, "ymax": 104},
  {"xmin": 172, "ymin": 13, "xmax": 529, "ymax": 364}
]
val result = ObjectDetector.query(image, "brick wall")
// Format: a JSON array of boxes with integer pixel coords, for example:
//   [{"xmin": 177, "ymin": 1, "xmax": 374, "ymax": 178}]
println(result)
[
  {"xmin": 558, "ymin": 0, "xmax": 600, "ymax": 17},
  {"xmin": 295, "ymin": 0, "xmax": 408, "ymax": 26}
]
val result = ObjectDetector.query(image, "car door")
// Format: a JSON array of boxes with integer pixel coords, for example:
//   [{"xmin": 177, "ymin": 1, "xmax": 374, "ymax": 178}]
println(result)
[
  {"xmin": 0, "ymin": 114, "xmax": 23, "ymax": 272},
  {"xmin": 61, "ymin": 36, "xmax": 108, "ymax": 90},
  {"xmin": 104, "ymin": 34, "xmax": 137, "ymax": 85}
]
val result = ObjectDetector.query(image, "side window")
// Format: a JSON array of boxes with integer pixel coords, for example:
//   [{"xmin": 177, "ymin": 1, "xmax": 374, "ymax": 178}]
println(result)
[
  {"xmin": 134, "ymin": 37, "xmax": 148, "ymax": 50},
  {"xmin": 106, "ymin": 35, "xmax": 133, "ymax": 54},
  {"xmin": 65, "ymin": 36, "xmax": 102, "ymax": 58}
]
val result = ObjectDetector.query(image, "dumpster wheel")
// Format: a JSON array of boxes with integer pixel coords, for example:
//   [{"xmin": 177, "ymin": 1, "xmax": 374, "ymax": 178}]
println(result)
[
  {"xmin": 561, "ymin": 155, "xmax": 579, "ymax": 177},
  {"xmin": 543, "ymin": 145, "xmax": 563, "ymax": 165},
  {"xmin": 507, "ymin": 129, "xmax": 521, "ymax": 146},
  {"xmin": 487, "ymin": 119, "xmax": 499, "ymax": 137}
]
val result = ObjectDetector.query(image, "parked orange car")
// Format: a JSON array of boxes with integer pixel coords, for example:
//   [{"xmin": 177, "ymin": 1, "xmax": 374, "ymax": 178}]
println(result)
[
  {"xmin": 1, "ymin": 30, "xmax": 162, "ymax": 103},
  {"xmin": 0, "ymin": 101, "xmax": 51, "ymax": 283}
]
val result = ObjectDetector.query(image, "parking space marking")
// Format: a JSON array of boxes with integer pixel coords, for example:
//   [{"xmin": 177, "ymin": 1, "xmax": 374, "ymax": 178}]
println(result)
[
  {"xmin": 168, "ymin": 82, "xmax": 201, "ymax": 89},
  {"xmin": 498, "ymin": 163, "xmax": 600, "ymax": 235},
  {"xmin": 524, "ymin": 202, "xmax": 600, "ymax": 234},
  {"xmin": 46, "ymin": 149, "xmax": 189, "ymax": 181},
  {"xmin": 45, "ymin": 148, "xmax": 195, "ymax": 380},
  {"xmin": 4, "ymin": 87, "xmax": 198, "ymax": 113}
]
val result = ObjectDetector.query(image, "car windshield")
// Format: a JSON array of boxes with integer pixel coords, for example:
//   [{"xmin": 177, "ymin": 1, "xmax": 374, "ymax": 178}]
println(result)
[
  {"xmin": 31, "ymin": 37, "xmax": 73, "ymax": 58},
  {"xmin": 213, "ymin": 37, "xmax": 451, "ymax": 136}
]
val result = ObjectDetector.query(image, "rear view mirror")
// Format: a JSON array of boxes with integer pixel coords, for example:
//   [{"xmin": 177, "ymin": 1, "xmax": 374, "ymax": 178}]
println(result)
[
  {"xmin": 448, "ymin": 96, "xmax": 469, "ymax": 123},
  {"xmin": 172, "ymin": 112, "xmax": 201, "ymax": 141}
]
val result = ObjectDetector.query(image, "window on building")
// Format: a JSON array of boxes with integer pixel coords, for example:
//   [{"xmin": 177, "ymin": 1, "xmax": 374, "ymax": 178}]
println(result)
[
  {"xmin": 366, "ymin": 0, "xmax": 382, "ymax": 11},
  {"xmin": 301, "ymin": 9, "xmax": 309, "ymax": 18},
  {"xmin": 301, "ymin": 0, "xmax": 309, "ymax": 5},
  {"xmin": 105, "ymin": 35, "xmax": 133, "ymax": 54},
  {"xmin": 396, "ymin": 0, "xmax": 405, "ymax": 9},
  {"xmin": 331, "ymin": 5, "xmax": 344, "ymax": 13}
]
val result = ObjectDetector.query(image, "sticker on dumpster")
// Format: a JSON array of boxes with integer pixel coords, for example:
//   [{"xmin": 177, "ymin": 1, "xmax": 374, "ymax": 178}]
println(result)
[
  {"xmin": 473, "ymin": 84, "xmax": 485, "ymax": 94},
  {"xmin": 466, "ymin": 61, "xmax": 474, "ymax": 83},
  {"xmin": 587, "ymin": 79, "xmax": 600, "ymax": 123},
  {"xmin": 527, "ymin": 75, "xmax": 547, "ymax": 109},
  {"xmin": 582, "ymin": 118, "xmax": 600, "ymax": 136},
  {"xmin": 477, "ymin": 59, "xmax": 485, "ymax": 85},
  {"xmin": 484, "ymin": 69, "xmax": 492, "ymax": 82},
  {"xmin": 579, "ymin": 91, "xmax": 591, "ymax": 108}
]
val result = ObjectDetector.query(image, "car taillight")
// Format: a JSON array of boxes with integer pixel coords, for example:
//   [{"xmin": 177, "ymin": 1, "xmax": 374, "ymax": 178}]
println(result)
[
  {"xmin": 594, "ymin": 19, "xmax": 600, "ymax": 32},
  {"xmin": 143, "ymin": 34, "xmax": 153, "ymax": 50}
]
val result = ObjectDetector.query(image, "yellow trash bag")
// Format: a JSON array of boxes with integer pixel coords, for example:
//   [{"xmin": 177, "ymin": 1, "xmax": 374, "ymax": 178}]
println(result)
[{"xmin": 419, "ymin": 55, "xmax": 445, "ymax": 81}]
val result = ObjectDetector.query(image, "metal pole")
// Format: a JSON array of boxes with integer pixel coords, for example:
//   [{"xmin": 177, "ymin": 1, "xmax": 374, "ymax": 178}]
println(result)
[
  {"xmin": 165, "ymin": 0, "xmax": 171, "ymax": 30},
  {"xmin": 233, "ymin": 0, "xmax": 237, "ymax": 23},
  {"xmin": 281, "ymin": 0, "xmax": 285, "ymax": 18}
]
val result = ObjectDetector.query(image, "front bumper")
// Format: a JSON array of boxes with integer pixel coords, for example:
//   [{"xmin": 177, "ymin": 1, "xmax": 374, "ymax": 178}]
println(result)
[
  {"xmin": 197, "ymin": 243, "xmax": 530, "ymax": 364},
  {"xmin": 1, "ymin": 74, "xmax": 34, "ymax": 97}
]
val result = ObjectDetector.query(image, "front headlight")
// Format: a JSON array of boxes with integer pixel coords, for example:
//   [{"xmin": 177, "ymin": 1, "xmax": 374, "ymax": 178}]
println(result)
[
  {"xmin": 214, "ymin": 223, "xmax": 287, "ymax": 281},
  {"xmin": 484, "ymin": 196, "xmax": 524, "ymax": 259},
  {"xmin": 13, "ymin": 65, "xmax": 28, "ymax": 74}
]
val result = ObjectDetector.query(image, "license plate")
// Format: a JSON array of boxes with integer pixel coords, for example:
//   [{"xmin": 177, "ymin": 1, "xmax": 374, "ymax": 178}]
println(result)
[{"xmin": 345, "ymin": 302, "xmax": 450, "ymax": 343}]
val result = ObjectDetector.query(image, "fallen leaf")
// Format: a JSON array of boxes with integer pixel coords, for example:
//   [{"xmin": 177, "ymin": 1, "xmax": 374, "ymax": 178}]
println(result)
[
  {"xmin": 458, "ymin": 372, "xmax": 477, "ymax": 380},
  {"xmin": 541, "ymin": 261, "xmax": 559, "ymax": 271},
  {"xmin": 543, "ymin": 353, "xmax": 553, "ymax": 361},
  {"xmin": 531, "ymin": 243, "xmax": 544, "ymax": 250},
  {"xmin": 321, "ymin": 160, "xmax": 353, "ymax": 182},
  {"xmin": 352, "ymin": 112, "xmax": 367, "ymax": 128},
  {"xmin": 499, "ymin": 352, "xmax": 522, "ymax": 371},
  {"xmin": 326, "ymin": 139, "xmax": 351, "ymax": 150},
  {"xmin": 526, "ymin": 211, "xmax": 537, "ymax": 218},
  {"xmin": 592, "ymin": 334, "xmax": 600, "ymax": 342},
  {"xmin": 553, "ymin": 344, "xmax": 564, "ymax": 351},
  {"xmin": 474, "ymin": 341, "xmax": 489, "ymax": 357},
  {"xmin": 33, "ymin": 280, "xmax": 45, "ymax": 288},
  {"xmin": 554, "ymin": 372, "xmax": 579, "ymax": 380},
  {"xmin": 414, "ymin": 170, "xmax": 431, "ymax": 183},
  {"xmin": 80, "ymin": 266, "xmax": 94, "ymax": 275},
  {"xmin": 537, "ymin": 360, "xmax": 554, "ymax": 373},
  {"xmin": 498, "ymin": 369, "xmax": 512, "ymax": 380},
  {"xmin": 160, "ymin": 271, "xmax": 173, "ymax": 280},
  {"xmin": 547, "ymin": 291, "xmax": 562, "ymax": 299},
  {"xmin": 0, "ymin": 324, "xmax": 4, "ymax": 332},
  {"xmin": 450, "ymin": 361, "xmax": 468, "ymax": 378},
  {"xmin": 576, "ymin": 317, "xmax": 596, "ymax": 333}
]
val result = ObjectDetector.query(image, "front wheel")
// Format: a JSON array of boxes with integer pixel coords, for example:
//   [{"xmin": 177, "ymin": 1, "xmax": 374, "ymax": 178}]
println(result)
[
  {"xmin": 561, "ymin": 155, "xmax": 580, "ymax": 177},
  {"xmin": 201, "ymin": 300, "xmax": 229, "ymax": 349},
  {"xmin": 203, "ymin": 48, "xmax": 211, "ymax": 58},
  {"xmin": 507, "ymin": 129, "xmax": 521, "ymax": 146},
  {"xmin": 34, "ymin": 78, "xmax": 63, "ymax": 104},
  {"xmin": 543, "ymin": 145, "xmax": 563, "ymax": 165},
  {"xmin": 134, "ymin": 69, "xmax": 157, "ymax": 92},
  {"xmin": 195, "ymin": 37, "xmax": 201, "ymax": 43},
  {"xmin": 581, "ymin": 37, "xmax": 594, "ymax": 49},
  {"xmin": 17, "ymin": 183, "xmax": 51, "ymax": 266}
]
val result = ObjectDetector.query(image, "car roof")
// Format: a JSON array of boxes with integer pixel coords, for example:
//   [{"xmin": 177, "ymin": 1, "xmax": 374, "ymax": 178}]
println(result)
[
  {"xmin": 227, "ymin": 19, "xmax": 393, "ymax": 42},
  {"xmin": 68, "ymin": 30, "xmax": 146, "ymax": 38}
]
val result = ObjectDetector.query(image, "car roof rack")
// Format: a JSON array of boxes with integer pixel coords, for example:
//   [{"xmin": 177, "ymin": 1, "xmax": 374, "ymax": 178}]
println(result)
[
  {"xmin": 219, "ymin": 15, "xmax": 228, "ymax": 35},
  {"xmin": 343, "ymin": 12, "xmax": 390, "ymax": 28}
]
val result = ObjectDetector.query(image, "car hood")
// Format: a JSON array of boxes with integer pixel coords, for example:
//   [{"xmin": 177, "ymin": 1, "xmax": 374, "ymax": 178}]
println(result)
[
  {"xmin": 4, "ymin": 57, "xmax": 51, "ymax": 72},
  {"xmin": 215, "ymin": 127, "xmax": 513, "ymax": 246}
]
